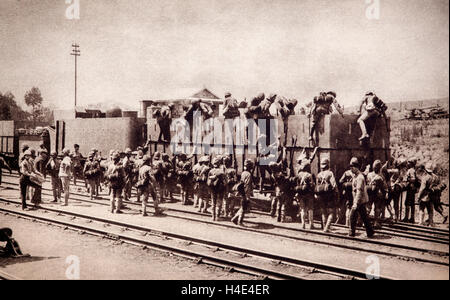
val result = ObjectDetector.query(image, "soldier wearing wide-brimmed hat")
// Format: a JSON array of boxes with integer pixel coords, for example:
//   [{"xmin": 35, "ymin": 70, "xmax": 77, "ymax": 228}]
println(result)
[{"xmin": 315, "ymin": 158, "xmax": 338, "ymax": 233}]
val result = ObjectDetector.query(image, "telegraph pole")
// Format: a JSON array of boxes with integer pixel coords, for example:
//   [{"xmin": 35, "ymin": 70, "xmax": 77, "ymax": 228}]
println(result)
[{"xmin": 70, "ymin": 44, "xmax": 80, "ymax": 107}]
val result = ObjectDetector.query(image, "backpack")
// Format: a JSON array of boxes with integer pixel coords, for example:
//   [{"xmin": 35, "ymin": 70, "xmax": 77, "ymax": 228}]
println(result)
[
  {"xmin": 296, "ymin": 173, "xmax": 311, "ymax": 195},
  {"xmin": 315, "ymin": 173, "xmax": 332, "ymax": 194}
]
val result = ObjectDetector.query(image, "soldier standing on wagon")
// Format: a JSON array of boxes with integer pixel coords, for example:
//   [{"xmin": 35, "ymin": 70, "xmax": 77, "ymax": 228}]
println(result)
[
  {"xmin": 223, "ymin": 92, "xmax": 240, "ymax": 119},
  {"xmin": 315, "ymin": 158, "xmax": 339, "ymax": 232}
]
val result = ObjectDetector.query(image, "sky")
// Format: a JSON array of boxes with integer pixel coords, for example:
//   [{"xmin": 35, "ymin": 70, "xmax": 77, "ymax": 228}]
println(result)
[{"xmin": 0, "ymin": 0, "xmax": 448, "ymax": 111}]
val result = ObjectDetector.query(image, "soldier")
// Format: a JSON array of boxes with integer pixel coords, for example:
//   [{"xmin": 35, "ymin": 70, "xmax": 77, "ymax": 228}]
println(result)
[
  {"xmin": 161, "ymin": 153, "xmax": 176, "ymax": 203},
  {"xmin": 153, "ymin": 103, "xmax": 175, "ymax": 142},
  {"xmin": 403, "ymin": 157, "xmax": 419, "ymax": 223},
  {"xmin": 207, "ymin": 156, "xmax": 226, "ymax": 221},
  {"xmin": 223, "ymin": 156, "xmax": 238, "ymax": 218},
  {"xmin": 348, "ymin": 157, "xmax": 375, "ymax": 238},
  {"xmin": 308, "ymin": 91, "xmax": 344, "ymax": 144},
  {"xmin": 19, "ymin": 150, "xmax": 42, "ymax": 210},
  {"xmin": 176, "ymin": 153, "xmax": 193, "ymax": 205},
  {"xmin": 259, "ymin": 93, "xmax": 277, "ymax": 118},
  {"xmin": 46, "ymin": 151, "xmax": 61, "ymax": 202},
  {"xmin": 71, "ymin": 144, "xmax": 84, "ymax": 186},
  {"xmin": 315, "ymin": 158, "xmax": 339, "ymax": 232},
  {"xmin": 295, "ymin": 159, "xmax": 315, "ymax": 229},
  {"xmin": 245, "ymin": 93, "xmax": 265, "ymax": 120},
  {"xmin": 197, "ymin": 155, "xmax": 211, "ymax": 213},
  {"xmin": 223, "ymin": 92, "xmax": 240, "ymax": 119},
  {"xmin": 231, "ymin": 159, "xmax": 254, "ymax": 226},
  {"xmin": 136, "ymin": 155, "xmax": 160, "ymax": 216},
  {"xmin": 106, "ymin": 152, "xmax": 125, "ymax": 214},
  {"xmin": 417, "ymin": 162, "xmax": 435, "ymax": 226},
  {"xmin": 83, "ymin": 151, "xmax": 100, "ymax": 200},
  {"xmin": 192, "ymin": 158, "xmax": 203, "ymax": 208},
  {"xmin": 151, "ymin": 152, "xmax": 165, "ymax": 203},
  {"xmin": 59, "ymin": 148, "xmax": 72, "ymax": 206},
  {"xmin": 122, "ymin": 148, "xmax": 134, "ymax": 201},
  {"xmin": 429, "ymin": 164, "xmax": 448, "ymax": 224},
  {"xmin": 357, "ymin": 92, "xmax": 388, "ymax": 141},
  {"xmin": 0, "ymin": 153, "xmax": 12, "ymax": 187},
  {"xmin": 366, "ymin": 160, "xmax": 389, "ymax": 228},
  {"xmin": 339, "ymin": 164, "xmax": 357, "ymax": 227},
  {"xmin": 383, "ymin": 158, "xmax": 406, "ymax": 222},
  {"xmin": 268, "ymin": 161, "xmax": 293, "ymax": 223}
]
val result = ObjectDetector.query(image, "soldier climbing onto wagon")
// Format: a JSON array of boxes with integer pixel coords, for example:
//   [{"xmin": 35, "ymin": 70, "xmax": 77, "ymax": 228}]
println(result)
[
  {"xmin": 357, "ymin": 91, "xmax": 388, "ymax": 141},
  {"xmin": 308, "ymin": 91, "xmax": 344, "ymax": 144},
  {"xmin": 152, "ymin": 103, "xmax": 175, "ymax": 143}
]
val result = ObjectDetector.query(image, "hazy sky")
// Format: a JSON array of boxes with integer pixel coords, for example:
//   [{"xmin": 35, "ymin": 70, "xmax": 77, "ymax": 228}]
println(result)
[{"xmin": 0, "ymin": 0, "xmax": 448, "ymax": 110}]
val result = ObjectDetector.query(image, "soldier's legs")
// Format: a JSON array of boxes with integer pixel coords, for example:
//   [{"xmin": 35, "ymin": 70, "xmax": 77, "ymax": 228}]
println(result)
[
  {"xmin": 211, "ymin": 193, "xmax": 217, "ymax": 221},
  {"xmin": 217, "ymin": 192, "xmax": 224, "ymax": 218},
  {"xmin": 115, "ymin": 188, "xmax": 123, "ymax": 213},
  {"xmin": 61, "ymin": 177, "xmax": 70, "ymax": 206},
  {"xmin": 50, "ymin": 176, "xmax": 59, "ymax": 202},
  {"xmin": 324, "ymin": 207, "xmax": 334, "ymax": 233},
  {"xmin": 140, "ymin": 188, "xmax": 149, "ymax": 216},
  {"xmin": 358, "ymin": 204, "xmax": 374, "ymax": 237},
  {"xmin": 373, "ymin": 198, "xmax": 383, "ymax": 228},
  {"xmin": 110, "ymin": 188, "xmax": 116, "ymax": 213},
  {"xmin": 270, "ymin": 196, "xmax": 278, "ymax": 217}
]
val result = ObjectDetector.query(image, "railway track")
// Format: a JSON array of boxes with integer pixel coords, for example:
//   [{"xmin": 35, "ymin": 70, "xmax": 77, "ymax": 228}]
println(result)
[
  {"xmin": 0, "ymin": 199, "xmax": 388, "ymax": 280},
  {"xmin": 3, "ymin": 176, "xmax": 448, "ymax": 242},
  {"xmin": 0, "ymin": 270, "xmax": 21, "ymax": 280},
  {"xmin": 1, "ymin": 185, "xmax": 448, "ymax": 267}
]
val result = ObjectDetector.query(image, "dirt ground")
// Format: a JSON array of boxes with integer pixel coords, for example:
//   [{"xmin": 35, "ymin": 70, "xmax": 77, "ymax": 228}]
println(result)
[{"xmin": 0, "ymin": 213, "xmax": 253, "ymax": 280}]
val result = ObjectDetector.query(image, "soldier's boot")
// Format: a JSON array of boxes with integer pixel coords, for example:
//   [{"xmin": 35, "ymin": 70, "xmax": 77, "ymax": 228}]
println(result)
[
  {"xmin": 300, "ymin": 209, "xmax": 306, "ymax": 229},
  {"xmin": 418, "ymin": 210, "xmax": 424, "ymax": 226},
  {"xmin": 270, "ymin": 197, "xmax": 277, "ymax": 217},
  {"xmin": 193, "ymin": 194, "xmax": 199, "ymax": 208},
  {"xmin": 142, "ymin": 200, "xmax": 147, "ymax": 217},
  {"xmin": 409, "ymin": 205, "xmax": 415, "ymax": 223},
  {"xmin": 308, "ymin": 210, "xmax": 315, "ymax": 229},
  {"xmin": 373, "ymin": 209, "xmax": 382, "ymax": 229},
  {"xmin": 428, "ymin": 208, "xmax": 435, "ymax": 227},
  {"xmin": 110, "ymin": 196, "xmax": 115, "ymax": 214},
  {"xmin": 276, "ymin": 202, "xmax": 282, "ymax": 222},
  {"xmin": 321, "ymin": 214, "xmax": 326, "ymax": 230},
  {"xmin": 323, "ymin": 215, "xmax": 333, "ymax": 233},
  {"xmin": 402, "ymin": 206, "xmax": 410, "ymax": 222},
  {"xmin": 115, "ymin": 197, "xmax": 123, "ymax": 214},
  {"xmin": 280, "ymin": 205, "xmax": 287, "ymax": 223},
  {"xmin": 211, "ymin": 204, "xmax": 217, "ymax": 221},
  {"xmin": 345, "ymin": 208, "xmax": 351, "ymax": 227},
  {"xmin": 223, "ymin": 201, "xmax": 229, "ymax": 218}
]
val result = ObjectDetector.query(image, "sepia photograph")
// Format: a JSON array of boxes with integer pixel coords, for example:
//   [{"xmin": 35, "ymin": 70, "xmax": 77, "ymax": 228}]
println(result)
[{"xmin": 0, "ymin": 0, "xmax": 448, "ymax": 285}]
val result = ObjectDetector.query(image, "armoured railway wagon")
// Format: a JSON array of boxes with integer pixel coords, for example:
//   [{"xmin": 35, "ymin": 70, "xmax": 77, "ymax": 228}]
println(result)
[{"xmin": 1, "ymin": 100, "xmax": 391, "ymax": 185}]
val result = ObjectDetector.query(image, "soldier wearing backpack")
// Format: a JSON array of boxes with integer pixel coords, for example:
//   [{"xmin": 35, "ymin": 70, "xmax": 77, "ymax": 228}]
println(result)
[
  {"xmin": 106, "ymin": 152, "xmax": 125, "ymax": 214},
  {"xmin": 83, "ymin": 151, "xmax": 100, "ymax": 200},
  {"xmin": 295, "ymin": 159, "xmax": 316, "ymax": 229},
  {"xmin": 197, "ymin": 156, "xmax": 211, "ymax": 213},
  {"xmin": 429, "ymin": 164, "xmax": 448, "ymax": 224},
  {"xmin": 136, "ymin": 155, "xmax": 160, "ymax": 216},
  {"xmin": 357, "ymin": 91, "xmax": 388, "ymax": 141},
  {"xmin": 402, "ymin": 157, "xmax": 419, "ymax": 223},
  {"xmin": 223, "ymin": 156, "xmax": 238, "ymax": 218},
  {"xmin": 151, "ymin": 152, "xmax": 165, "ymax": 203},
  {"xmin": 207, "ymin": 156, "xmax": 226, "ymax": 221},
  {"xmin": 339, "ymin": 166, "xmax": 356, "ymax": 227},
  {"xmin": 176, "ymin": 153, "xmax": 193, "ymax": 205},
  {"xmin": 315, "ymin": 158, "xmax": 339, "ymax": 232},
  {"xmin": 231, "ymin": 159, "xmax": 254, "ymax": 226},
  {"xmin": 162, "ymin": 153, "xmax": 176, "ymax": 203},
  {"xmin": 366, "ymin": 160, "xmax": 389, "ymax": 228},
  {"xmin": 417, "ymin": 162, "xmax": 435, "ymax": 226},
  {"xmin": 122, "ymin": 148, "xmax": 134, "ymax": 201}
]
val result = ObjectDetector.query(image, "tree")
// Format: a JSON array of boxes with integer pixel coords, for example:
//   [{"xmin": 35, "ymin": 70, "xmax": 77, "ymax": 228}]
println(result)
[
  {"xmin": 24, "ymin": 87, "xmax": 44, "ymax": 123},
  {"xmin": 0, "ymin": 91, "xmax": 30, "ymax": 121}
]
